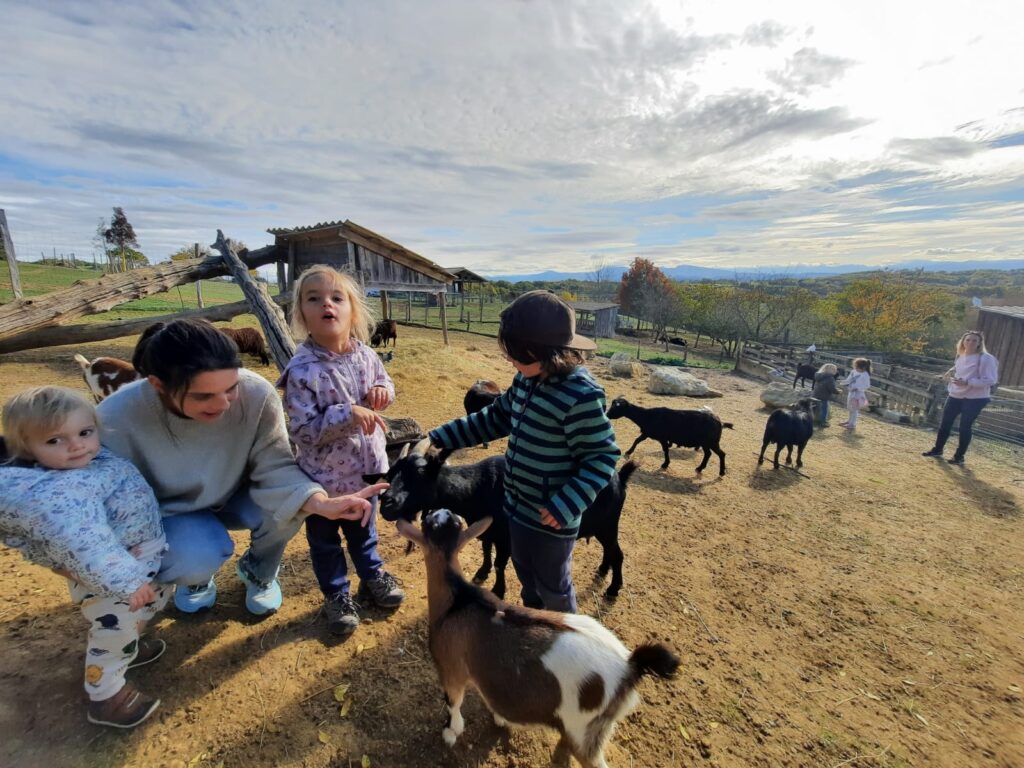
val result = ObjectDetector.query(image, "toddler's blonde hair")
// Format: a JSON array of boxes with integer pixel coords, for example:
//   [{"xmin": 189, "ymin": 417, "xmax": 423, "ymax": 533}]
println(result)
[
  {"xmin": 2, "ymin": 386, "xmax": 96, "ymax": 461},
  {"xmin": 290, "ymin": 264, "xmax": 374, "ymax": 343}
]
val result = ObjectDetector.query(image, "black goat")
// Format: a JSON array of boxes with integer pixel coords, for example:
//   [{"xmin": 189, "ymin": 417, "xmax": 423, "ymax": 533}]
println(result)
[
  {"xmin": 463, "ymin": 380, "xmax": 504, "ymax": 448},
  {"xmin": 606, "ymin": 397, "xmax": 733, "ymax": 475},
  {"xmin": 370, "ymin": 440, "xmax": 637, "ymax": 599},
  {"xmin": 758, "ymin": 398, "xmax": 817, "ymax": 469},
  {"xmin": 792, "ymin": 363, "xmax": 817, "ymax": 389},
  {"xmin": 371, "ymin": 319, "xmax": 398, "ymax": 348}
]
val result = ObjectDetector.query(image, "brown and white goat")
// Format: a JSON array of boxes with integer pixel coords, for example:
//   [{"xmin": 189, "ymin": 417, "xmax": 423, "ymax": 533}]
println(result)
[
  {"xmin": 73, "ymin": 354, "xmax": 140, "ymax": 403},
  {"xmin": 396, "ymin": 510, "xmax": 679, "ymax": 768}
]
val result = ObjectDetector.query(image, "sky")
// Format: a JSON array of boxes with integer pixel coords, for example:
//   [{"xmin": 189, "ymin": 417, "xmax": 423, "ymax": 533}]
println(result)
[{"xmin": 1, "ymin": 0, "xmax": 1023, "ymax": 276}]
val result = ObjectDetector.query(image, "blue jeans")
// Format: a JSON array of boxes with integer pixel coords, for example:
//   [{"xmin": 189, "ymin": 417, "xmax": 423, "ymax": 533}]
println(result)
[
  {"xmin": 156, "ymin": 485, "xmax": 303, "ymax": 587},
  {"xmin": 933, "ymin": 396, "xmax": 990, "ymax": 458},
  {"xmin": 305, "ymin": 498, "xmax": 383, "ymax": 598},
  {"xmin": 818, "ymin": 399, "xmax": 830, "ymax": 425},
  {"xmin": 509, "ymin": 521, "xmax": 577, "ymax": 613}
]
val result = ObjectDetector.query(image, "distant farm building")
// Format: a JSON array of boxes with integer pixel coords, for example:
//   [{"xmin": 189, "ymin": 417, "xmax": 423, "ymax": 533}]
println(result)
[
  {"xmin": 443, "ymin": 267, "xmax": 488, "ymax": 294},
  {"xmin": 570, "ymin": 300, "xmax": 618, "ymax": 339}
]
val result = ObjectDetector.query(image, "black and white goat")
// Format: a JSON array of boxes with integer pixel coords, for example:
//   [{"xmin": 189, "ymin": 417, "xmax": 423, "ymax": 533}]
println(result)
[
  {"xmin": 371, "ymin": 439, "xmax": 637, "ymax": 598},
  {"xmin": 396, "ymin": 509, "xmax": 679, "ymax": 766},
  {"xmin": 758, "ymin": 397, "xmax": 818, "ymax": 469},
  {"xmin": 606, "ymin": 397, "xmax": 733, "ymax": 475}
]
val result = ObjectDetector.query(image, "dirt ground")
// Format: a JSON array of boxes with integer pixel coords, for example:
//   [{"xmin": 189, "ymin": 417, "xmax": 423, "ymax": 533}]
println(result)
[{"xmin": 1, "ymin": 325, "xmax": 1022, "ymax": 768}]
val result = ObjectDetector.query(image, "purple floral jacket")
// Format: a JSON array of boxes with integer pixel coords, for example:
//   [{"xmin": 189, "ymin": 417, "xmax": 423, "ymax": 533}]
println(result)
[{"xmin": 277, "ymin": 338, "xmax": 394, "ymax": 495}]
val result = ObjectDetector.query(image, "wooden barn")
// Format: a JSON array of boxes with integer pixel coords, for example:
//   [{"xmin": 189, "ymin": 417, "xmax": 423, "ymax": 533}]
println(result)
[
  {"xmin": 569, "ymin": 300, "xmax": 618, "ymax": 339},
  {"xmin": 977, "ymin": 306, "xmax": 1024, "ymax": 387},
  {"xmin": 443, "ymin": 266, "xmax": 488, "ymax": 294},
  {"xmin": 268, "ymin": 219, "xmax": 452, "ymax": 295}
]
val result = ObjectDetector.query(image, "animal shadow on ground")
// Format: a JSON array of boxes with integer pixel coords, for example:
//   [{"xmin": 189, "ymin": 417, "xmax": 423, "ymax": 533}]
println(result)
[
  {"xmin": 629, "ymin": 466, "xmax": 714, "ymax": 495},
  {"xmin": 940, "ymin": 463, "xmax": 1020, "ymax": 518},
  {"xmin": 748, "ymin": 466, "xmax": 801, "ymax": 491}
]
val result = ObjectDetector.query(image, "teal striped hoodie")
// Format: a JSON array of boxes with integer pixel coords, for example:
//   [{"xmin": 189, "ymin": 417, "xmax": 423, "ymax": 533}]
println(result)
[{"xmin": 429, "ymin": 367, "xmax": 620, "ymax": 538}]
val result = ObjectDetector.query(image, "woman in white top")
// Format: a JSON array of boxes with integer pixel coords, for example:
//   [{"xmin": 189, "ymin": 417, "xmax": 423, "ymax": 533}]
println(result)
[{"xmin": 922, "ymin": 330, "xmax": 999, "ymax": 465}]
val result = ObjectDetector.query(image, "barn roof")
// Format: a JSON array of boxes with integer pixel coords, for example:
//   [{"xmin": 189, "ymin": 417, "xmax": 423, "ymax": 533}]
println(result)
[
  {"xmin": 267, "ymin": 219, "xmax": 453, "ymax": 284},
  {"xmin": 979, "ymin": 306, "xmax": 1024, "ymax": 320},
  {"xmin": 569, "ymin": 301, "xmax": 619, "ymax": 312},
  {"xmin": 442, "ymin": 267, "xmax": 488, "ymax": 282}
]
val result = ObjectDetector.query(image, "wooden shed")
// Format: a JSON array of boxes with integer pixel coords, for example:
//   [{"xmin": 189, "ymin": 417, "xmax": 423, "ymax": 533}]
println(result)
[
  {"xmin": 977, "ymin": 306, "xmax": 1024, "ymax": 387},
  {"xmin": 569, "ymin": 301, "xmax": 618, "ymax": 339},
  {"xmin": 442, "ymin": 266, "xmax": 488, "ymax": 294},
  {"xmin": 268, "ymin": 219, "xmax": 454, "ymax": 342}
]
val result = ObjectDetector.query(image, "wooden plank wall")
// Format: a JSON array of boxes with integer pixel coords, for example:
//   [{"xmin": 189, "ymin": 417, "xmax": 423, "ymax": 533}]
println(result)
[{"xmin": 978, "ymin": 311, "xmax": 1024, "ymax": 387}]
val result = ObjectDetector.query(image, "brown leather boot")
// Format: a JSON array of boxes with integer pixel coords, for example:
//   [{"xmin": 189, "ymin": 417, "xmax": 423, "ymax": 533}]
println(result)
[{"xmin": 87, "ymin": 684, "xmax": 160, "ymax": 728}]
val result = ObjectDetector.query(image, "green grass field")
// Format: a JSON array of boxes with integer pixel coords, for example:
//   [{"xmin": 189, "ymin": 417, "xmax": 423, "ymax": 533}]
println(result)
[{"xmin": 0, "ymin": 261, "xmax": 247, "ymax": 322}]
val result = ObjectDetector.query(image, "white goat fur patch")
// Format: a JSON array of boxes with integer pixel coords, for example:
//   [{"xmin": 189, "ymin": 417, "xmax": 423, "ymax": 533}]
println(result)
[{"xmin": 542, "ymin": 614, "xmax": 636, "ymax": 745}]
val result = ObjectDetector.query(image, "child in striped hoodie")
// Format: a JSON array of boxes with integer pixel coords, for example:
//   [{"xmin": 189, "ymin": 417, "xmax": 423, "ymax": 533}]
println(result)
[{"xmin": 430, "ymin": 291, "xmax": 620, "ymax": 613}]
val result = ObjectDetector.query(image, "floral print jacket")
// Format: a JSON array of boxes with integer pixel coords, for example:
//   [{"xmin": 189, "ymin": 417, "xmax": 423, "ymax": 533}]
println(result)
[
  {"xmin": 277, "ymin": 338, "xmax": 395, "ymax": 496},
  {"xmin": 0, "ymin": 448, "xmax": 165, "ymax": 598}
]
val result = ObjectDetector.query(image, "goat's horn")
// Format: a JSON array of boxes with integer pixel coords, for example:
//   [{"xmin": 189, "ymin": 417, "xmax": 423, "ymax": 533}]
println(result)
[{"xmin": 411, "ymin": 437, "xmax": 432, "ymax": 456}]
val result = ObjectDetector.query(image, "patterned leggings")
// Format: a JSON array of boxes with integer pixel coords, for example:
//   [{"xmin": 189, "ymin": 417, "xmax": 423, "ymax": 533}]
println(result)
[{"xmin": 70, "ymin": 580, "xmax": 169, "ymax": 701}]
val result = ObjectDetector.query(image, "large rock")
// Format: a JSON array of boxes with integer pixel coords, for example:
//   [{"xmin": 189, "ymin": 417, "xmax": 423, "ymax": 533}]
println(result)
[
  {"xmin": 648, "ymin": 367, "xmax": 712, "ymax": 396},
  {"xmin": 760, "ymin": 382, "xmax": 798, "ymax": 409},
  {"xmin": 608, "ymin": 352, "xmax": 644, "ymax": 378}
]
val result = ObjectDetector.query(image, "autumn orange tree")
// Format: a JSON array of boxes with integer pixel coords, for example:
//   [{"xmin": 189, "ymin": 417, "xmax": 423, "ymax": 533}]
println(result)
[
  {"xmin": 617, "ymin": 257, "xmax": 677, "ymax": 339},
  {"xmin": 824, "ymin": 274, "xmax": 961, "ymax": 352}
]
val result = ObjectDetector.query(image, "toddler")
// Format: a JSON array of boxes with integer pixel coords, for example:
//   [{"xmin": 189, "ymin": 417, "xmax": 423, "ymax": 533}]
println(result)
[
  {"xmin": 839, "ymin": 358, "xmax": 872, "ymax": 431},
  {"xmin": 1, "ymin": 387, "xmax": 167, "ymax": 728},
  {"xmin": 278, "ymin": 265, "xmax": 403, "ymax": 636}
]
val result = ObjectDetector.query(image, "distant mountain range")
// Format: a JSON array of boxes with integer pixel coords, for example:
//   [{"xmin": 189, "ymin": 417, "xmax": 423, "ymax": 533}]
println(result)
[{"xmin": 484, "ymin": 259, "xmax": 1024, "ymax": 283}]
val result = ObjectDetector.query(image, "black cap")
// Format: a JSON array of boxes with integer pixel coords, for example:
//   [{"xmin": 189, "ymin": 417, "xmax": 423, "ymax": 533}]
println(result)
[{"xmin": 499, "ymin": 290, "xmax": 596, "ymax": 351}]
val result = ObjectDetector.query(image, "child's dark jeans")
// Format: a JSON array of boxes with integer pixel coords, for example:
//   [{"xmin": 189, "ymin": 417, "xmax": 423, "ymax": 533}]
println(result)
[
  {"xmin": 509, "ymin": 520, "xmax": 577, "ymax": 613},
  {"xmin": 305, "ymin": 498, "xmax": 383, "ymax": 598}
]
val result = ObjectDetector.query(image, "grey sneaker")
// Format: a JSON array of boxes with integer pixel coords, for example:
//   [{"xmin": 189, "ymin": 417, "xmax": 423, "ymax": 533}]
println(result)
[
  {"xmin": 357, "ymin": 571, "xmax": 405, "ymax": 609},
  {"xmin": 324, "ymin": 593, "xmax": 360, "ymax": 636}
]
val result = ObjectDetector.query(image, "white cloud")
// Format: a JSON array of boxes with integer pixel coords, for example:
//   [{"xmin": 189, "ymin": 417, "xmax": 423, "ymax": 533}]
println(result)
[{"xmin": 0, "ymin": 0, "xmax": 1022, "ymax": 274}]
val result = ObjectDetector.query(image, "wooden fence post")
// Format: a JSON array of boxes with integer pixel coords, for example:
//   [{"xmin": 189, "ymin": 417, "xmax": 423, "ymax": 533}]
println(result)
[
  {"xmin": 438, "ymin": 291, "xmax": 449, "ymax": 346},
  {"xmin": 0, "ymin": 210, "xmax": 23, "ymax": 300}
]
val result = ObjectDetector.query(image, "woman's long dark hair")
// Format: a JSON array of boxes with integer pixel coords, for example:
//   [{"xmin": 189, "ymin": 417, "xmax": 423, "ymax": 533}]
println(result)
[{"xmin": 133, "ymin": 319, "xmax": 241, "ymax": 407}]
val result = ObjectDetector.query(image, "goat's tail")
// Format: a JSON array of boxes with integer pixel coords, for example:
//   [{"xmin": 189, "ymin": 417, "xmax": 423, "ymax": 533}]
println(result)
[
  {"xmin": 73, "ymin": 353, "xmax": 91, "ymax": 372},
  {"xmin": 628, "ymin": 643, "xmax": 680, "ymax": 680},
  {"xmin": 722, "ymin": 422, "xmax": 735, "ymax": 430},
  {"xmin": 618, "ymin": 460, "xmax": 639, "ymax": 487}
]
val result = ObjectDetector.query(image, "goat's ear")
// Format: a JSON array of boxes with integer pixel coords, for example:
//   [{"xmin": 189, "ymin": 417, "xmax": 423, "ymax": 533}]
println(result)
[
  {"xmin": 457, "ymin": 516, "xmax": 493, "ymax": 551},
  {"xmin": 395, "ymin": 518, "xmax": 425, "ymax": 546},
  {"xmin": 398, "ymin": 442, "xmax": 411, "ymax": 460},
  {"xmin": 429, "ymin": 447, "xmax": 454, "ymax": 466}
]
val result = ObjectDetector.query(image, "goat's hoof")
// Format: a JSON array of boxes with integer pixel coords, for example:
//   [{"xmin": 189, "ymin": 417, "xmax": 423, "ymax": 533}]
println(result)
[
  {"xmin": 471, "ymin": 573, "xmax": 487, "ymax": 585},
  {"xmin": 660, "ymin": 464, "xmax": 670, "ymax": 470},
  {"xmin": 695, "ymin": 467, "xmax": 704, "ymax": 474},
  {"xmin": 785, "ymin": 458, "xmax": 792, "ymax": 464},
  {"xmin": 493, "ymin": 713, "xmax": 508, "ymax": 728},
  {"xmin": 604, "ymin": 587, "xmax": 620, "ymax": 600},
  {"xmin": 757, "ymin": 458, "xmax": 764, "ymax": 465},
  {"xmin": 442, "ymin": 727, "xmax": 458, "ymax": 747}
]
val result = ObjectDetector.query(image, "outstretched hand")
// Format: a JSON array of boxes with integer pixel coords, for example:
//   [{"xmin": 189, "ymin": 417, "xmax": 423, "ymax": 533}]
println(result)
[
  {"xmin": 303, "ymin": 483, "xmax": 390, "ymax": 526},
  {"xmin": 365, "ymin": 386, "xmax": 390, "ymax": 411}
]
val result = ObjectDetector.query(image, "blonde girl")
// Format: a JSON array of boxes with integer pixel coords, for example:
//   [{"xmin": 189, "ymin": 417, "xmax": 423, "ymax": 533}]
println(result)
[
  {"xmin": 839, "ymin": 358, "xmax": 871, "ymax": 431},
  {"xmin": 278, "ymin": 265, "xmax": 403, "ymax": 635},
  {"xmin": 922, "ymin": 330, "xmax": 999, "ymax": 464}
]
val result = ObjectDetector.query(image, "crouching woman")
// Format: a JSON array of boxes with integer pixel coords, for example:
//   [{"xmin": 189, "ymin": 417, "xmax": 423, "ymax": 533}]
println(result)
[{"xmin": 97, "ymin": 319, "xmax": 385, "ymax": 616}]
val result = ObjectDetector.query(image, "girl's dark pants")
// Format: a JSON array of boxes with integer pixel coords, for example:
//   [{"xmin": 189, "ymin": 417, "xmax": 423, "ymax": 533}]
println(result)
[
  {"xmin": 305, "ymin": 498, "xmax": 383, "ymax": 598},
  {"xmin": 932, "ymin": 396, "xmax": 990, "ymax": 458}
]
